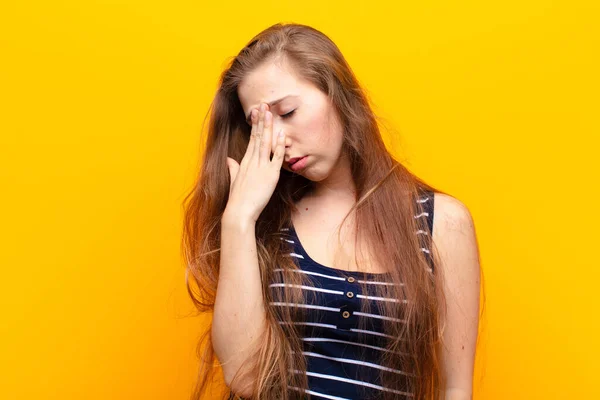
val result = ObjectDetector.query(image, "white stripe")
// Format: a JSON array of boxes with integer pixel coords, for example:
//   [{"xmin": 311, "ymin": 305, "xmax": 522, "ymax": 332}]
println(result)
[
  {"xmin": 356, "ymin": 279, "xmax": 402, "ymax": 286},
  {"xmin": 269, "ymin": 283, "xmax": 405, "ymax": 302},
  {"xmin": 356, "ymin": 294, "xmax": 408, "ymax": 303},
  {"xmin": 291, "ymin": 370, "xmax": 414, "ymax": 397},
  {"xmin": 353, "ymin": 311, "xmax": 406, "ymax": 323},
  {"xmin": 280, "ymin": 227, "xmax": 290, "ymax": 231},
  {"xmin": 273, "ymin": 268, "xmax": 347, "ymax": 282},
  {"xmin": 276, "ymin": 264, "xmax": 400, "ymax": 285},
  {"xmin": 270, "ymin": 302, "xmax": 340, "ymax": 312},
  {"xmin": 289, "ymin": 386, "xmax": 351, "ymax": 400},
  {"xmin": 417, "ymin": 196, "xmax": 430, "ymax": 203},
  {"xmin": 289, "ymin": 252, "xmax": 305, "ymax": 259},
  {"xmin": 416, "ymin": 229, "xmax": 428, "ymax": 235},
  {"xmin": 296, "ymin": 351, "xmax": 411, "ymax": 376},
  {"xmin": 420, "ymin": 247, "xmax": 431, "ymax": 254},
  {"xmin": 272, "ymin": 303, "xmax": 406, "ymax": 323},
  {"xmin": 414, "ymin": 212, "xmax": 429, "ymax": 219},
  {"xmin": 301, "ymin": 337, "xmax": 407, "ymax": 356},
  {"xmin": 350, "ymin": 328, "xmax": 398, "ymax": 339},
  {"xmin": 269, "ymin": 283, "xmax": 344, "ymax": 295},
  {"xmin": 278, "ymin": 237, "xmax": 295, "ymax": 244},
  {"xmin": 278, "ymin": 321, "xmax": 338, "ymax": 329},
  {"xmin": 278, "ymin": 322, "xmax": 400, "ymax": 340},
  {"xmin": 277, "ymin": 263, "xmax": 402, "ymax": 285}
]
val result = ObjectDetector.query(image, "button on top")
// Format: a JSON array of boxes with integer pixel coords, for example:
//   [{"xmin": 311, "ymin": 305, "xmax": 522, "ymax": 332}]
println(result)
[
  {"xmin": 346, "ymin": 291, "xmax": 354, "ymax": 298},
  {"xmin": 347, "ymin": 277, "xmax": 355, "ymax": 283},
  {"xmin": 342, "ymin": 311, "xmax": 351, "ymax": 318}
]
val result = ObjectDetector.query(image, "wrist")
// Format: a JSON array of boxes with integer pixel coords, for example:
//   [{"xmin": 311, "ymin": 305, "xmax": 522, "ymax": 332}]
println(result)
[{"xmin": 221, "ymin": 209, "xmax": 256, "ymax": 230}]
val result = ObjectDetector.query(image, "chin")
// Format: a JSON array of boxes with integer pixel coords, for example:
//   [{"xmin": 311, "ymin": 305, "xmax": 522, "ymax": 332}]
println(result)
[
  {"xmin": 300, "ymin": 168, "xmax": 328, "ymax": 182},
  {"xmin": 283, "ymin": 162, "xmax": 327, "ymax": 182}
]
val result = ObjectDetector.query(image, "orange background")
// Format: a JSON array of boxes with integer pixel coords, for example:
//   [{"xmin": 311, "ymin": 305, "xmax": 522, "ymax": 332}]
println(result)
[{"xmin": 1, "ymin": 1, "xmax": 598, "ymax": 399}]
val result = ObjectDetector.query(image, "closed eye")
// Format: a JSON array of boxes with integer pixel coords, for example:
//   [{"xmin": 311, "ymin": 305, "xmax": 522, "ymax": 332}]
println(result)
[{"xmin": 281, "ymin": 109, "xmax": 296, "ymax": 119}]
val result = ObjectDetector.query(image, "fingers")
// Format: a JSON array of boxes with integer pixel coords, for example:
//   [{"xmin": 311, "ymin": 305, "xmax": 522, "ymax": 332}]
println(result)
[
  {"xmin": 253, "ymin": 104, "xmax": 265, "ymax": 161},
  {"xmin": 270, "ymin": 128, "xmax": 285, "ymax": 170},
  {"xmin": 249, "ymin": 103, "xmax": 274, "ymax": 166},
  {"xmin": 258, "ymin": 107, "xmax": 273, "ymax": 164}
]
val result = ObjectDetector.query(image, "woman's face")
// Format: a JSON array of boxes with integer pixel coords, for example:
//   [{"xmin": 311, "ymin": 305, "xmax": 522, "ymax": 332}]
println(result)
[{"xmin": 237, "ymin": 58, "xmax": 345, "ymax": 182}]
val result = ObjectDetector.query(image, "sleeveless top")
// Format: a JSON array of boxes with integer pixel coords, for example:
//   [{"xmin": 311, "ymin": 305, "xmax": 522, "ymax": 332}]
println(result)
[{"xmin": 231, "ymin": 190, "xmax": 435, "ymax": 400}]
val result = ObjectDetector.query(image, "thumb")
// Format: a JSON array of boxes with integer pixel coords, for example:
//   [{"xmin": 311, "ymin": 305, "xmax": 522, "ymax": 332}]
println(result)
[{"xmin": 226, "ymin": 157, "xmax": 239, "ymax": 188}]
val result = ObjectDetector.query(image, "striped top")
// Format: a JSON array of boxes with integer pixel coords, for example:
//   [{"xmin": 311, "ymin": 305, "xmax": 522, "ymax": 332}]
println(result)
[{"xmin": 265, "ymin": 190, "xmax": 436, "ymax": 400}]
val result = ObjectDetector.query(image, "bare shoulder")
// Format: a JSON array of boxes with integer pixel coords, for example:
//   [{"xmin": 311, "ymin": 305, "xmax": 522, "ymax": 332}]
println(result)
[
  {"xmin": 432, "ymin": 192, "xmax": 475, "ymax": 236},
  {"xmin": 431, "ymin": 192, "xmax": 480, "ymax": 275}
]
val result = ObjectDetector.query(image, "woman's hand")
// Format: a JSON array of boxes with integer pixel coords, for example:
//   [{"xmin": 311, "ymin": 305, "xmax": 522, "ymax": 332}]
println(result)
[{"xmin": 224, "ymin": 103, "xmax": 286, "ymax": 223}]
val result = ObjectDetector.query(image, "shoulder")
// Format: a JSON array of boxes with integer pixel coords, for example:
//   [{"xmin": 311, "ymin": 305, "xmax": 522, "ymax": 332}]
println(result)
[
  {"xmin": 431, "ymin": 192, "xmax": 480, "ymax": 276},
  {"xmin": 432, "ymin": 193, "xmax": 474, "ymax": 235}
]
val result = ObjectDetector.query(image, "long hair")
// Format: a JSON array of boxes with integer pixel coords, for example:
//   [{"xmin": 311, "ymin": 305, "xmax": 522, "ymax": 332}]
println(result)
[{"xmin": 182, "ymin": 23, "xmax": 475, "ymax": 400}]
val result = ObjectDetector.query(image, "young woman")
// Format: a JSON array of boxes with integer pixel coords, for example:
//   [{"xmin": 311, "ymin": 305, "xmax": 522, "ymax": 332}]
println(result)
[{"xmin": 182, "ymin": 23, "xmax": 482, "ymax": 400}]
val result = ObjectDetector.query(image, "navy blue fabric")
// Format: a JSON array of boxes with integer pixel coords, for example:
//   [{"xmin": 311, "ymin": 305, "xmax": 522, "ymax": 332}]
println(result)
[{"xmin": 230, "ymin": 190, "xmax": 435, "ymax": 400}]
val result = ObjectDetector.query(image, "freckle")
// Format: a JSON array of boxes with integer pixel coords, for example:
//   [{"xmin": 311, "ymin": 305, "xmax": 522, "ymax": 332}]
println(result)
[
  {"xmin": 462, "ymin": 345, "xmax": 464, "ymax": 350},
  {"xmin": 305, "ymin": 208, "xmax": 308, "ymax": 211}
]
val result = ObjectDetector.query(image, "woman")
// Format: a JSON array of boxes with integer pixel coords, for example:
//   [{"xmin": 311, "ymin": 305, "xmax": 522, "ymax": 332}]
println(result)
[{"xmin": 182, "ymin": 23, "xmax": 482, "ymax": 400}]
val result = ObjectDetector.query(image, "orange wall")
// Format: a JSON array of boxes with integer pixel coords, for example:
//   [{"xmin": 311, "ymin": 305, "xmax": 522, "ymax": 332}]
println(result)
[{"xmin": 1, "ymin": 1, "xmax": 598, "ymax": 399}]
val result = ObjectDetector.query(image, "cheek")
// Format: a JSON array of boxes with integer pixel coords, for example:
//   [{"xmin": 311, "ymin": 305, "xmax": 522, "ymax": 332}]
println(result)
[{"xmin": 305, "ymin": 112, "xmax": 336, "ymax": 147}]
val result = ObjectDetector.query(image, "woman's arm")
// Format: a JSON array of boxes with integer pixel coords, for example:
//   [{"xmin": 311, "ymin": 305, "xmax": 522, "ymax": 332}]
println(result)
[
  {"xmin": 212, "ymin": 212, "xmax": 266, "ymax": 398},
  {"xmin": 213, "ymin": 103, "xmax": 286, "ymax": 398},
  {"xmin": 432, "ymin": 193, "xmax": 482, "ymax": 400}
]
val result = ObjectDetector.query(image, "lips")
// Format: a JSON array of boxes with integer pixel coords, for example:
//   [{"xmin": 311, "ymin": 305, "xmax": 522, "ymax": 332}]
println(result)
[
  {"xmin": 288, "ymin": 156, "xmax": 305, "ymax": 166},
  {"xmin": 288, "ymin": 155, "xmax": 308, "ymax": 172}
]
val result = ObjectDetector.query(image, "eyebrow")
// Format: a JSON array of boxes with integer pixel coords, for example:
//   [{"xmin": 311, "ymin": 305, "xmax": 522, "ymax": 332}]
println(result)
[{"xmin": 245, "ymin": 95, "xmax": 297, "ymax": 124}]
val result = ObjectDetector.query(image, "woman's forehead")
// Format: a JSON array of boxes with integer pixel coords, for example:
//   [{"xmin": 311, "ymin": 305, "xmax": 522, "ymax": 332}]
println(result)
[
  {"xmin": 238, "ymin": 67, "xmax": 305, "ymax": 116},
  {"xmin": 239, "ymin": 62, "xmax": 300, "ymax": 98}
]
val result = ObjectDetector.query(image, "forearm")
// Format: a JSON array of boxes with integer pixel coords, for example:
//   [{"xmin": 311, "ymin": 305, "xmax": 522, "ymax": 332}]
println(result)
[{"xmin": 212, "ymin": 212, "xmax": 267, "ymax": 390}]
